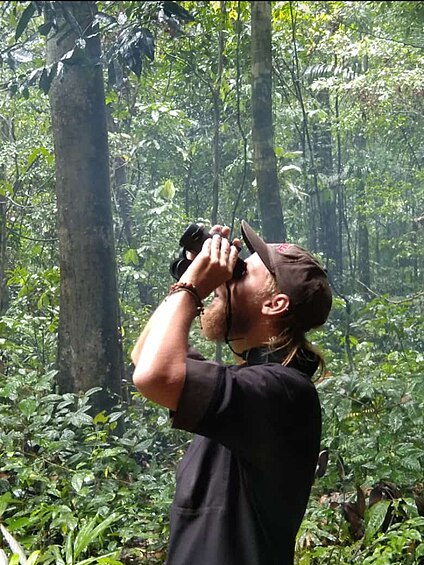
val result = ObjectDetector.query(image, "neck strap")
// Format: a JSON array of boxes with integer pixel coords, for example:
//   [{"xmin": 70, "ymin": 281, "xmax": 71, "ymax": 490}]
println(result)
[{"xmin": 224, "ymin": 282, "xmax": 245, "ymax": 357}]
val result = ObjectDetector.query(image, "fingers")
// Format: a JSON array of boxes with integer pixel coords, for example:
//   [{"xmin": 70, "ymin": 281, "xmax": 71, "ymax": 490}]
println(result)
[
  {"xmin": 229, "ymin": 243, "xmax": 239, "ymax": 265},
  {"xmin": 208, "ymin": 235, "xmax": 238, "ymax": 277},
  {"xmin": 210, "ymin": 224, "xmax": 222, "ymax": 235},
  {"xmin": 182, "ymin": 232, "xmax": 240, "ymax": 297},
  {"xmin": 210, "ymin": 233, "xmax": 222, "ymax": 262},
  {"xmin": 210, "ymin": 224, "xmax": 231, "ymax": 239}
]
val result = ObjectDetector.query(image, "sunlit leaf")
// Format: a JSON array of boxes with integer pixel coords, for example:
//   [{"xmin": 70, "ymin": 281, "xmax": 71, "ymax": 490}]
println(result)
[
  {"xmin": 0, "ymin": 524, "xmax": 27, "ymax": 564},
  {"xmin": 159, "ymin": 179, "xmax": 176, "ymax": 200},
  {"xmin": 10, "ymin": 48, "xmax": 33, "ymax": 63}
]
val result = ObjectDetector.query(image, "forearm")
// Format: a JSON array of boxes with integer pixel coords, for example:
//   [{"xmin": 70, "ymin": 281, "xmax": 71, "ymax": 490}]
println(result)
[
  {"xmin": 131, "ymin": 304, "xmax": 163, "ymax": 366},
  {"xmin": 132, "ymin": 291, "xmax": 199, "ymax": 410}
]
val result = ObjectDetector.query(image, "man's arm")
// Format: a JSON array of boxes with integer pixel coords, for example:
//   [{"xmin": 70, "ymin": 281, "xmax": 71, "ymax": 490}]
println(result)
[
  {"xmin": 131, "ymin": 305, "xmax": 164, "ymax": 366},
  {"xmin": 132, "ymin": 292, "xmax": 199, "ymax": 410},
  {"xmin": 132, "ymin": 231, "xmax": 239, "ymax": 411}
]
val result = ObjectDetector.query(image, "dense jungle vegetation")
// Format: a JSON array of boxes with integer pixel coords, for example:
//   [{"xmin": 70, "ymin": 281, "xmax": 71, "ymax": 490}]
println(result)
[{"xmin": 0, "ymin": 1, "xmax": 423, "ymax": 563}]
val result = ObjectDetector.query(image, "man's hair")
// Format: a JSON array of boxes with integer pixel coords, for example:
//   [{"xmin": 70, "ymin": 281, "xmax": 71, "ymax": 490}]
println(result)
[{"xmin": 262, "ymin": 273, "xmax": 326, "ymax": 377}]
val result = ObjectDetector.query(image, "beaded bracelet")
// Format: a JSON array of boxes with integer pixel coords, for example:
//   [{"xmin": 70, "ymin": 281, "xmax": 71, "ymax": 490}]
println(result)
[{"xmin": 168, "ymin": 282, "xmax": 204, "ymax": 315}]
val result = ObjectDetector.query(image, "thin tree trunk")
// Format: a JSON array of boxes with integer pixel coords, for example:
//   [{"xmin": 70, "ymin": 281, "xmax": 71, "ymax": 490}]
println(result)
[
  {"xmin": 313, "ymin": 90, "xmax": 340, "ymax": 274},
  {"xmin": 211, "ymin": 1, "xmax": 226, "ymax": 226},
  {"xmin": 0, "ymin": 116, "xmax": 9, "ymax": 315},
  {"xmin": 0, "ymin": 171, "xmax": 8, "ymax": 315},
  {"xmin": 357, "ymin": 178, "xmax": 370, "ymax": 290},
  {"xmin": 251, "ymin": 1, "xmax": 286, "ymax": 242},
  {"xmin": 212, "ymin": 2, "xmax": 226, "ymax": 363},
  {"xmin": 47, "ymin": 1, "xmax": 123, "ymax": 412}
]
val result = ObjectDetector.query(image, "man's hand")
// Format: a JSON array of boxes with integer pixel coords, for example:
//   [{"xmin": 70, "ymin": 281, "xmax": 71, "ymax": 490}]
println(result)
[
  {"xmin": 180, "ymin": 225, "xmax": 241, "ymax": 300},
  {"xmin": 131, "ymin": 223, "xmax": 241, "ymax": 410},
  {"xmin": 185, "ymin": 224, "xmax": 241, "ymax": 260}
]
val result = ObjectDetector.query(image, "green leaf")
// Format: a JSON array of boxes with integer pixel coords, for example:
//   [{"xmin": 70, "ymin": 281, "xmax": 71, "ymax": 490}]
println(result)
[
  {"xmin": 75, "ymin": 552, "xmax": 122, "ymax": 565},
  {"xmin": 26, "ymin": 551, "xmax": 41, "ymax": 565},
  {"xmin": 0, "ymin": 524, "xmax": 26, "ymax": 563},
  {"xmin": 27, "ymin": 146, "xmax": 53, "ymax": 166},
  {"xmin": 108, "ymin": 411, "xmax": 123, "ymax": 423},
  {"xmin": 65, "ymin": 530, "xmax": 74, "ymax": 565},
  {"xmin": 93, "ymin": 411, "xmax": 109, "ymax": 424},
  {"xmin": 71, "ymin": 473, "xmax": 84, "ymax": 493},
  {"xmin": 159, "ymin": 179, "xmax": 176, "ymax": 200},
  {"xmin": 364, "ymin": 500, "xmax": 391, "ymax": 544},
  {"xmin": 18, "ymin": 398, "xmax": 37, "ymax": 418},
  {"xmin": 123, "ymin": 248, "xmax": 139, "ymax": 266},
  {"xmin": 15, "ymin": 2, "xmax": 36, "ymax": 41},
  {"xmin": 416, "ymin": 543, "xmax": 424, "ymax": 559},
  {"xmin": 85, "ymin": 387, "xmax": 103, "ymax": 397},
  {"xmin": 73, "ymin": 514, "xmax": 120, "ymax": 560}
]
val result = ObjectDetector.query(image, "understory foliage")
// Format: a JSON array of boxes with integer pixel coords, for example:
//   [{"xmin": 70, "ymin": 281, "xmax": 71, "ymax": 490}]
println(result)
[
  {"xmin": 0, "ymin": 364, "xmax": 184, "ymax": 564},
  {"xmin": 297, "ymin": 294, "xmax": 424, "ymax": 564},
  {"xmin": 1, "ymin": 292, "xmax": 423, "ymax": 563},
  {"xmin": 0, "ymin": 0, "xmax": 423, "ymax": 563}
]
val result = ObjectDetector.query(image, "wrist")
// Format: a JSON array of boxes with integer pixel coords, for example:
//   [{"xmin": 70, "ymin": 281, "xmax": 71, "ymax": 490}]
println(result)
[{"xmin": 168, "ymin": 282, "xmax": 204, "ymax": 316}]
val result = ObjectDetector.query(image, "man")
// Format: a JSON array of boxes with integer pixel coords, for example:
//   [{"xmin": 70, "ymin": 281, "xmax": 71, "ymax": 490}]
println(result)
[{"xmin": 132, "ymin": 221, "xmax": 332, "ymax": 565}]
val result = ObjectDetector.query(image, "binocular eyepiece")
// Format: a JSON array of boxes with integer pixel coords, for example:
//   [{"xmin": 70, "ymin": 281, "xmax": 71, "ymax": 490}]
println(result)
[{"xmin": 170, "ymin": 224, "xmax": 247, "ymax": 281}]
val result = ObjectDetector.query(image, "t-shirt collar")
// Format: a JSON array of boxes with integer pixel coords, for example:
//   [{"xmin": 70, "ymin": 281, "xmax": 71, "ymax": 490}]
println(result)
[{"xmin": 241, "ymin": 346, "xmax": 319, "ymax": 378}]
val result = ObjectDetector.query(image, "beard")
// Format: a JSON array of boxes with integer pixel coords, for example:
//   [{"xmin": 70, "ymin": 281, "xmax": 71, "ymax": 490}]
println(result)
[
  {"xmin": 201, "ymin": 297, "xmax": 228, "ymax": 342},
  {"xmin": 201, "ymin": 294, "xmax": 250, "ymax": 344}
]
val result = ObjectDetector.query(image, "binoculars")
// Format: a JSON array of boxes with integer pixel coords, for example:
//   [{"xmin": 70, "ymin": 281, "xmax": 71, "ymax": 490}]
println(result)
[{"xmin": 170, "ymin": 224, "xmax": 247, "ymax": 281}]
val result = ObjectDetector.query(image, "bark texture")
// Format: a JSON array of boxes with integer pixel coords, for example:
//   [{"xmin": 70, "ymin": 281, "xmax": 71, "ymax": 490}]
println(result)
[
  {"xmin": 0, "ymin": 179, "xmax": 7, "ymax": 315},
  {"xmin": 251, "ymin": 1, "xmax": 286, "ymax": 242},
  {"xmin": 47, "ymin": 2, "xmax": 123, "ymax": 410}
]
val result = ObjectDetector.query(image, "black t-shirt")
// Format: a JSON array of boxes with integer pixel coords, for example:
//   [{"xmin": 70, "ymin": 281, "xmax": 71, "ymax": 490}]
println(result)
[{"xmin": 166, "ymin": 348, "xmax": 322, "ymax": 565}]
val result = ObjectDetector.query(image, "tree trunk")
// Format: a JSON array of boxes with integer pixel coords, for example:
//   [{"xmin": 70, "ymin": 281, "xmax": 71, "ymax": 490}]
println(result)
[
  {"xmin": 251, "ymin": 1, "xmax": 286, "ymax": 242},
  {"xmin": 357, "ymin": 177, "xmax": 370, "ymax": 290},
  {"xmin": 313, "ymin": 90, "xmax": 341, "ymax": 275},
  {"xmin": 47, "ymin": 2, "xmax": 123, "ymax": 411},
  {"xmin": 355, "ymin": 131, "xmax": 370, "ymax": 292},
  {"xmin": 212, "ymin": 2, "xmax": 226, "ymax": 363},
  {"xmin": 0, "ymin": 171, "xmax": 8, "ymax": 316},
  {"xmin": 0, "ymin": 115, "xmax": 9, "ymax": 315}
]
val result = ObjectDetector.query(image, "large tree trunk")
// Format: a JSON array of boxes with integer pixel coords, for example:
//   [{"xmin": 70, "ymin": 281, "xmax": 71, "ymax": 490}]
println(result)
[
  {"xmin": 251, "ymin": 1, "xmax": 286, "ymax": 242},
  {"xmin": 47, "ymin": 2, "xmax": 123, "ymax": 411}
]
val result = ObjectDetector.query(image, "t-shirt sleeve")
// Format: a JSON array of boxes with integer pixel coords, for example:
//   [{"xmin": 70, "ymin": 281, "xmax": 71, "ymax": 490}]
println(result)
[{"xmin": 171, "ymin": 357, "xmax": 319, "ymax": 463}]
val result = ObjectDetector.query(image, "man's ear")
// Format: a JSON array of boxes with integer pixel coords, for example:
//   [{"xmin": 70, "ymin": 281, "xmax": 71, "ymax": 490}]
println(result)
[{"xmin": 261, "ymin": 293, "xmax": 290, "ymax": 317}]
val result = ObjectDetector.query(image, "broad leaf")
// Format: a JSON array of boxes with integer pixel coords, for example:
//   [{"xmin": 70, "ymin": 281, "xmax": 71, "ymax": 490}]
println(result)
[
  {"xmin": 364, "ymin": 500, "xmax": 391, "ymax": 544},
  {"xmin": 15, "ymin": 2, "xmax": 36, "ymax": 41}
]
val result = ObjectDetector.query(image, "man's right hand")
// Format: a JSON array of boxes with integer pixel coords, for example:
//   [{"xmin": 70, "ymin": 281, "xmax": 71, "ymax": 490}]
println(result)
[{"xmin": 179, "ymin": 232, "xmax": 240, "ymax": 300}]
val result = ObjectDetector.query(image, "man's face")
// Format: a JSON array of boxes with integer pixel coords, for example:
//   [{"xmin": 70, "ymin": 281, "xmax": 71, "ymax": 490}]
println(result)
[{"xmin": 201, "ymin": 253, "xmax": 272, "ymax": 343}]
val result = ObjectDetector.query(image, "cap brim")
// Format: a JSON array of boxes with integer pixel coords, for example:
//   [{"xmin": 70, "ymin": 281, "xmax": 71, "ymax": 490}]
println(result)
[{"xmin": 241, "ymin": 220, "xmax": 274, "ymax": 275}]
